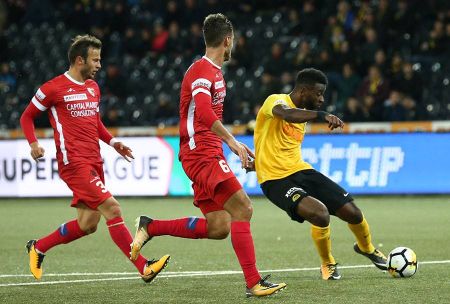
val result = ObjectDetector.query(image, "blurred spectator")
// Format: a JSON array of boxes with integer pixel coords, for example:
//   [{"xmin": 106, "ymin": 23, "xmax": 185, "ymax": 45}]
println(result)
[
  {"xmin": 392, "ymin": 62, "xmax": 423, "ymax": 103},
  {"xmin": 336, "ymin": 0, "xmax": 355, "ymax": 32},
  {"xmin": 186, "ymin": 23, "xmax": 204, "ymax": 56},
  {"xmin": 361, "ymin": 95, "xmax": 380, "ymax": 121},
  {"xmin": 166, "ymin": 21, "xmax": 184, "ymax": 56},
  {"xmin": 383, "ymin": 90, "xmax": 406, "ymax": 121},
  {"xmin": 256, "ymin": 72, "xmax": 280, "ymax": 104},
  {"xmin": 151, "ymin": 21, "xmax": 169, "ymax": 53},
  {"xmin": 280, "ymin": 72, "xmax": 294, "ymax": 94},
  {"xmin": 164, "ymin": 1, "xmax": 182, "ymax": 27},
  {"xmin": 264, "ymin": 42, "xmax": 289, "ymax": 77},
  {"xmin": 343, "ymin": 97, "xmax": 365, "ymax": 122},
  {"xmin": 402, "ymin": 96, "xmax": 418, "ymax": 121},
  {"xmin": 299, "ymin": 0, "xmax": 322, "ymax": 36},
  {"xmin": 155, "ymin": 93, "xmax": 178, "ymax": 125},
  {"xmin": 420, "ymin": 20, "xmax": 447, "ymax": 56},
  {"xmin": 229, "ymin": 35, "xmax": 252, "ymax": 70},
  {"xmin": 328, "ymin": 26, "xmax": 346, "ymax": 55},
  {"xmin": 336, "ymin": 63, "xmax": 361, "ymax": 111},
  {"xmin": 293, "ymin": 41, "xmax": 314, "ymax": 70},
  {"xmin": 0, "ymin": 63, "xmax": 16, "ymax": 92},
  {"xmin": 357, "ymin": 65, "xmax": 390, "ymax": 107},
  {"xmin": 387, "ymin": 53, "xmax": 403, "ymax": 79},
  {"xmin": 314, "ymin": 49, "xmax": 334, "ymax": 73},
  {"xmin": 359, "ymin": 28, "xmax": 380, "ymax": 71},
  {"xmin": 374, "ymin": 49, "xmax": 388, "ymax": 75},
  {"xmin": 103, "ymin": 62, "xmax": 128, "ymax": 98}
]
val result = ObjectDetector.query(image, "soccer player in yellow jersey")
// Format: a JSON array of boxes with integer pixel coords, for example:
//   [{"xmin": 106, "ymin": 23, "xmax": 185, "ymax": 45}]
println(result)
[{"xmin": 253, "ymin": 68, "xmax": 387, "ymax": 280}]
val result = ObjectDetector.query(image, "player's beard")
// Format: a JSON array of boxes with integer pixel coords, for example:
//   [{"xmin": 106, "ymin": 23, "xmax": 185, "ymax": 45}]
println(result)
[
  {"xmin": 81, "ymin": 66, "xmax": 96, "ymax": 80},
  {"xmin": 304, "ymin": 97, "xmax": 319, "ymax": 110}
]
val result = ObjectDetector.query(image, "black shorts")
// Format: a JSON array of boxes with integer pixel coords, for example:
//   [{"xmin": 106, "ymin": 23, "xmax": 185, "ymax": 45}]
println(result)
[{"xmin": 261, "ymin": 169, "xmax": 353, "ymax": 223}]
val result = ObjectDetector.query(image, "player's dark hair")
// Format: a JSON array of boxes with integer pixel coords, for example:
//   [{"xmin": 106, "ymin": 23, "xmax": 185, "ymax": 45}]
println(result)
[
  {"xmin": 68, "ymin": 35, "xmax": 102, "ymax": 65},
  {"xmin": 203, "ymin": 13, "xmax": 233, "ymax": 47},
  {"xmin": 296, "ymin": 68, "xmax": 328, "ymax": 87}
]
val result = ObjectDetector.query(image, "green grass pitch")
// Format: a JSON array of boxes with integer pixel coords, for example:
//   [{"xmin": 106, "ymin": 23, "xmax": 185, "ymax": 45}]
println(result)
[{"xmin": 1, "ymin": 196, "xmax": 449, "ymax": 303}]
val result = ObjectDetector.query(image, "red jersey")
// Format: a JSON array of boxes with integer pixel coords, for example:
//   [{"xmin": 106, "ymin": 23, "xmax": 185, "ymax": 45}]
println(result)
[
  {"xmin": 179, "ymin": 56, "xmax": 226, "ymax": 160},
  {"xmin": 30, "ymin": 72, "xmax": 102, "ymax": 167}
]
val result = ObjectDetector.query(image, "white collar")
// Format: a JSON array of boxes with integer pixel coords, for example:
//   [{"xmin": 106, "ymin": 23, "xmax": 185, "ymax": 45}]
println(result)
[
  {"xmin": 202, "ymin": 56, "xmax": 221, "ymax": 70},
  {"xmin": 64, "ymin": 71, "xmax": 85, "ymax": 85}
]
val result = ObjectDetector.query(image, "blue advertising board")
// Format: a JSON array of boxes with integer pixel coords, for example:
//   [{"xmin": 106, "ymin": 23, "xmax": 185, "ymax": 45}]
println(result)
[{"xmin": 223, "ymin": 133, "xmax": 450, "ymax": 195}]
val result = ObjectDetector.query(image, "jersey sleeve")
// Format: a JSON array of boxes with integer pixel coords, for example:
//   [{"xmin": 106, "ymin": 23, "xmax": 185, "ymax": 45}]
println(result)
[
  {"xmin": 191, "ymin": 76, "xmax": 219, "ymax": 129},
  {"xmin": 31, "ymin": 82, "xmax": 55, "ymax": 111},
  {"xmin": 264, "ymin": 95, "xmax": 290, "ymax": 118}
]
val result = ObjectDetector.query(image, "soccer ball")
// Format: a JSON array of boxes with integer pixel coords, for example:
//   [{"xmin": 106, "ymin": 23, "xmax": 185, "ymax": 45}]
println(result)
[{"xmin": 387, "ymin": 247, "xmax": 418, "ymax": 278}]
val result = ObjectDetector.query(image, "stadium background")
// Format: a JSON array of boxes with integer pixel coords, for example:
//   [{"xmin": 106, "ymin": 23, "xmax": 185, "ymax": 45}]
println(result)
[{"xmin": 1, "ymin": 2, "xmax": 450, "ymax": 303}]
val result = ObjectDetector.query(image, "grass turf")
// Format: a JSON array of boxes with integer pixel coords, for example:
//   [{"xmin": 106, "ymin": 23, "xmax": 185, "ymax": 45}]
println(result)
[{"xmin": 0, "ymin": 196, "xmax": 449, "ymax": 303}]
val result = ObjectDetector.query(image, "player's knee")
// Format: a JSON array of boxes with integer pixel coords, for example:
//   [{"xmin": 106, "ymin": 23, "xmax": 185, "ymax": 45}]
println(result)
[
  {"xmin": 339, "ymin": 201, "xmax": 363, "ymax": 224},
  {"xmin": 348, "ymin": 205, "xmax": 363, "ymax": 224},
  {"xmin": 80, "ymin": 223, "xmax": 98, "ymax": 234},
  {"xmin": 309, "ymin": 205, "xmax": 330, "ymax": 227},
  {"xmin": 237, "ymin": 204, "xmax": 253, "ymax": 221},
  {"xmin": 209, "ymin": 225, "xmax": 230, "ymax": 239}
]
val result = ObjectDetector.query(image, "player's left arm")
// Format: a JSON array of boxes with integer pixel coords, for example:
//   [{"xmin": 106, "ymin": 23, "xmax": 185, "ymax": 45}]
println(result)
[
  {"xmin": 272, "ymin": 104, "xmax": 344, "ymax": 130},
  {"xmin": 97, "ymin": 115, "xmax": 134, "ymax": 162}
]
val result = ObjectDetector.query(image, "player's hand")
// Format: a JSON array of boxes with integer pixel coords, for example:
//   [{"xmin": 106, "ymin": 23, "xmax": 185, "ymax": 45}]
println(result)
[
  {"xmin": 245, "ymin": 159, "xmax": 256, "ymax": 173},
  {"xmin": 30, "ymin": 142, "xmax": 45, "ymax": 161},
  {"xmin": 228, "ymin": 140, "xmax": 254, "ymax": 169},
  {"xmin": 325, "ymin": 114, "xmax": 345, "ymax": 130},
  {"xmin": 113, "ymin": 142, "xmax": 134, "ymax": 162}
]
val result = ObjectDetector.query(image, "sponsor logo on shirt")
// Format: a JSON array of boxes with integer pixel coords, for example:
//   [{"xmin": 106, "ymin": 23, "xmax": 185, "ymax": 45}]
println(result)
[
  {"xmin": 63, "ymin": 93, "xmax": 88, "ymax": 102},
  {"xmin": 214, "ymin": 80, "xmax": 224, "ymax": 89},
  {"xmin": 192, "ymin": 78, "xmax": 212, "ymax": 90},
  {"xmin": 67, "ymin": 88, "xmax": 75, "ymax": 93},
  {"xmin": 35, "ymin": 88, "xmax": 46, "ymax": 101}
]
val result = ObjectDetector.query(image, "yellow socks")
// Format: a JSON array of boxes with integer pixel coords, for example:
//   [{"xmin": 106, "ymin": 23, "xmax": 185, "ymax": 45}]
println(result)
[
  {"xmin": 348, "ymin": 216, "xmax": 375, "ymax": 253},
  {"xmin": 311, "ymin": 225, "xmax": 336, "ymax": 265}
]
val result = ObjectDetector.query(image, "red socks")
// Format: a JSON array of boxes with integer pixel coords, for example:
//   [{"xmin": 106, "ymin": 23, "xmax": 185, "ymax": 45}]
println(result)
[
  {"xmin": 148, "ymin": 217, "xmax": 208, "ymax": 239},
  {"xmin": 35, "ymin": 219, "xmax": 86, "ymax": 253},
  {"xmin": 230, "ymin": 221, "xmax": 261, "ymax": 288},
  {"xmin": 106, "ymin": 217, "xmax": 147, "ymax": 274}
]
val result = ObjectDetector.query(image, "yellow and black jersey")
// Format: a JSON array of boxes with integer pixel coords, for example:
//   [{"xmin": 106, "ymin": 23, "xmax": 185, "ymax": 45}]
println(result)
[{"xmin": 254, "ymin": 94, "xmax": 313, "ymax": 184}]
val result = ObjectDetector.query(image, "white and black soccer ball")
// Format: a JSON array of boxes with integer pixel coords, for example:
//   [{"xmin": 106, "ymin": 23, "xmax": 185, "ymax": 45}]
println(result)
[{"xmin": 387, "ymin": 247, "xmax": 418, "ymax": 278}]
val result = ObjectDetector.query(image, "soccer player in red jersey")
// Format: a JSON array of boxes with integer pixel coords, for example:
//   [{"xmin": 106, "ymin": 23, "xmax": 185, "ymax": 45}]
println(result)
[
  {"xmin": 20, "ymin": 35, "xmax": 169, "ymax": 282},
  {"xmin": 130, "ymin": 14, "xmax": 286, "ymax": 297}
]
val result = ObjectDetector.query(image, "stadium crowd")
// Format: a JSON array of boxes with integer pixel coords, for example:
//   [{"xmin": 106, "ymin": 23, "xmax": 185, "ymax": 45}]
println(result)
[{"xmin": 0, "ymin": 0, "xmax": 449, "ymax": 129}]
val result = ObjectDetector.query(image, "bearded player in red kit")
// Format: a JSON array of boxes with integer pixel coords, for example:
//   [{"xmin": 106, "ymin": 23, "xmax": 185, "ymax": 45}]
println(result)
[
  {"xmin": 20, "ymin": 35, "xmax": 169, "ymax": 282},
  {"xmin": 130, "ymin": 14, "xmax": 286, "ymax": 297}
]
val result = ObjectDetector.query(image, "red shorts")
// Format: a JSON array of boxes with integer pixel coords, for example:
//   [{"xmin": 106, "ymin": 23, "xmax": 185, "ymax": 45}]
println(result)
[
  {"xmin": 182, "ymin": 153, "xmax": 243, "ymax": 215},
  {"xmin": 59, "ymin": 163, "xmax": 112, "ymax": 210}
]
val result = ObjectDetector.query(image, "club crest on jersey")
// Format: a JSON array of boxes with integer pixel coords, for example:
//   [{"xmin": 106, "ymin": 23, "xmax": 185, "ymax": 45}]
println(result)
[{"xmin": 87, "ymin": 88, "xmax": 95, "ymax": 97}]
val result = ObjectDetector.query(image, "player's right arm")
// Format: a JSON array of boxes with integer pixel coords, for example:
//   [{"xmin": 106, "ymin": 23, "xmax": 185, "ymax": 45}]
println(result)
[
  {"xmin": 20, "ymin": 85, "xmax": 53, "ymax": 161},
  {"xmin": 211, "ymin": 121, "xmax": 254, "ymax": 169},
  {"xmin": 191, "ymin": 77, "xmax": 253, "ymax": 169},
  {"xmin": 272, "ymin": 104, "xmax": 344, "ymax": 130}
]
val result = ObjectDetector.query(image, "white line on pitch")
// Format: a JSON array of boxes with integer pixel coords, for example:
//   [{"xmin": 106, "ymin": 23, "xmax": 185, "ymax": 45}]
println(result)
[{"xmin": 0, "ymin": 259, "xmax": 448, "ymax": 287}]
